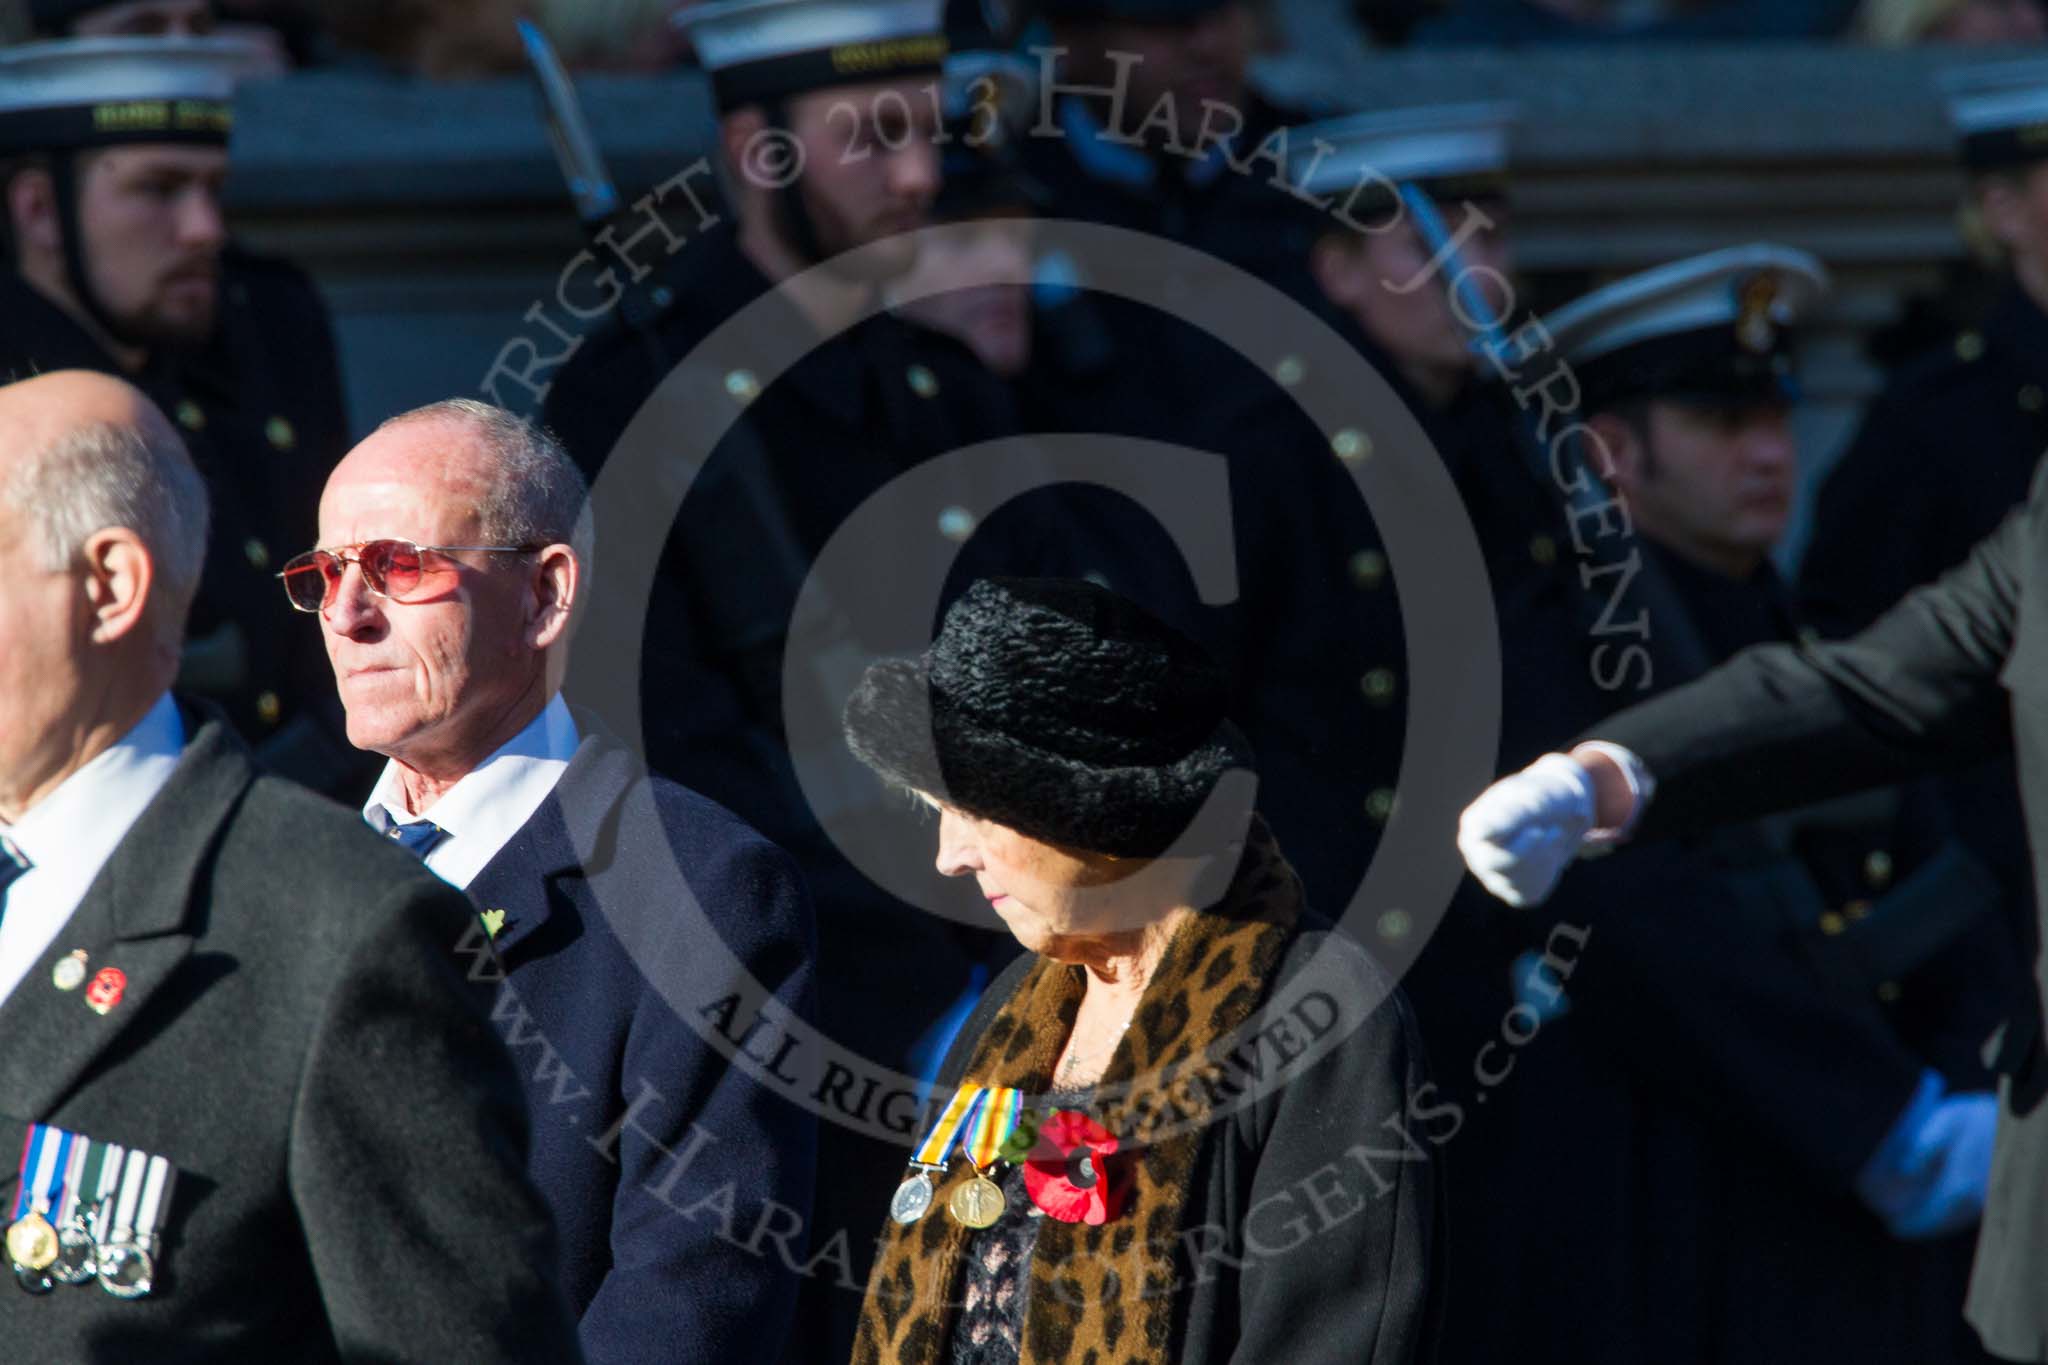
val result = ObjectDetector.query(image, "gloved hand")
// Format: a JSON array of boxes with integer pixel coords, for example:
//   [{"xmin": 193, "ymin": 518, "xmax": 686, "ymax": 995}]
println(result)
[
  {"xmin": 1856, "ymin": 1071, "xmax": 1998, "ymax": 1241},
  {"xmin": 1456, "ymin": 753, "xmax": 1600, "ymax": 908}
]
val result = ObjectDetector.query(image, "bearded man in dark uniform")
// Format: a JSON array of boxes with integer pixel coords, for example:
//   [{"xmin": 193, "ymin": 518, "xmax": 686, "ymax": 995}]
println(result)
[
  {"xmin": 0, "ymin": 28, "xmax": 356, "ymax": 793},
  {"xmin": 538, "ymin": 5, "xmax": 1066, "ymax": 1356}
]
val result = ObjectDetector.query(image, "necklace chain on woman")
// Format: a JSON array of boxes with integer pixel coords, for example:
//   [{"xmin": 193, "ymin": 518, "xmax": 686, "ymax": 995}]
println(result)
[{"xmin": 1057, "ymin": 1009, "xmax": 1137, "ymax": 1085}]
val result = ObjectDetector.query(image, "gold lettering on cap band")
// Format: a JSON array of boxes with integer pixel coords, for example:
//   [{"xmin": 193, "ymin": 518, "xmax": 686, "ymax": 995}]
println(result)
[{"xmin": 830, "ymin": 35, "xmax": 948, "ymax": 75}]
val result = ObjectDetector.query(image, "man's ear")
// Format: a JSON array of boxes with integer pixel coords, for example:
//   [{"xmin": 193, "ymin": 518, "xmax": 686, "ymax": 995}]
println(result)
[
  {"xmin": 1978, "ymin": 174, "xmax": 2029, "ymax": 256},
  {"xmin": 78, "ymin": 526, "xmax": 156, "ymax": 647},
  {"xmin": 720, "ymin": 106, "xmax": 767, "ymax": 176},
  {"xmin": 526, "ymin": 544, "xmax": 580, "ymax": 653},
  {"xmin": 1585, "ymin": 409, "xmax": 1644, "ymax": 497},
  {"xmin": 5, "ymin": 164, "xmax": 61, "ymax": 261},
  {"xmin": 1309, "ymin": 232, "xmax": 1364, "ymax": 310}
]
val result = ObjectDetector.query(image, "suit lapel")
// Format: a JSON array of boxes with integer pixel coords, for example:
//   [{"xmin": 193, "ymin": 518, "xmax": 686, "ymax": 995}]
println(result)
[
  {"xmin": 0, "ymin": 714, "xmax": 251, "ymax": 1120},
  {"xmin": 466, "ymin": 732, "xmax": 632, "ymax": 959}
]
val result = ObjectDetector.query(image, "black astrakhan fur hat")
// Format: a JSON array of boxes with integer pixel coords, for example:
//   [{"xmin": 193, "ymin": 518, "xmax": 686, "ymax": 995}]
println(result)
[{"xmin": 843, "ymin": 577, "xmax": 1254, "ymax": 858}]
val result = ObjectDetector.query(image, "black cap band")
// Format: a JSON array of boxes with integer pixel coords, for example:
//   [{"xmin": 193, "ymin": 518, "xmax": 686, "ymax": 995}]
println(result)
[
  {"xmin": 710, "ymin": 33, "xmax": 948, "ymax": 110},
  {"xmin": 0, "ymin": 98, "xmax": 233, "ymax": 154},
  {"xmin": 1960, "ymin": 123, "xmax": 2048, "ymax": 173},
  {"xmin": 1575, "ymin": 323, "xmax": 1798, "ymax": 412}
]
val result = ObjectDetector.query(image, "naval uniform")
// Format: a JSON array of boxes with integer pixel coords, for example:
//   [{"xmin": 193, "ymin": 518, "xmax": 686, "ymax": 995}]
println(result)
[{"xmin": 0, "ymin": 252, "xmax": 353, "ymax": 791}]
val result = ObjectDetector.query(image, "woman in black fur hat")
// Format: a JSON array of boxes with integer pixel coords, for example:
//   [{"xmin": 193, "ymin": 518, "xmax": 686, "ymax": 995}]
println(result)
[{"xmin": 844, "ymin": 577, "xmax": 1440, "ymax": 1365}]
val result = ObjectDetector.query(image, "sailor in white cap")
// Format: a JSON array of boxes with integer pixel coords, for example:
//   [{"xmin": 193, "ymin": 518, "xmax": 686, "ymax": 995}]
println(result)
[
  {"xmin": 0, "ymin": 36, "xmax": 361, "ymax": 794},
  {"xmin": 1459, "ymin": 246, "xmax": 2048, "ymax": 1365},
  {"xmin": 1803, "ymin": 59, "xmax": 2048, "ymax": 644},
  {"xmin": 1452, "ymin": 244, "xmax": 2025, "ymax": 1365},
  {"xmin": 539, "ymin": 10, "xmax": 1060, "ymax": 1357},
  {"xmin": 1293, "ymin": 103, "xmax": 1517, "ymax": 419},
  {"xmin": 1549, "ymin": 243, "xmax": 1825, "ymax": 583}
]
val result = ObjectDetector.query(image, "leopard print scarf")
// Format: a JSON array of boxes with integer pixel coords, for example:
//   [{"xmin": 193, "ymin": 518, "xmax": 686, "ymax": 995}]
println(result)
[{"xmin": 854, "ymin": 822, "xmax": 1303, "ymax": 1365}]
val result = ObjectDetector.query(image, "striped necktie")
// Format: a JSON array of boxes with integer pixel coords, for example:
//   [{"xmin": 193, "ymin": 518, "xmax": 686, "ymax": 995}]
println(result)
[
  {"xmin": 381, "ymin": 819, "xmax": 450, "ymax": 863},
  {"xmin": 0, "ymin": 836, "xmax": 31, "ymax": 918}
]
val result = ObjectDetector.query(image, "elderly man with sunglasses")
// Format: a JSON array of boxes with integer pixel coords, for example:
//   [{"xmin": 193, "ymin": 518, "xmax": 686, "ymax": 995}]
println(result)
[{"xmin": 285, "ymin": 398, "xmax": 820, "ymax": 1365}]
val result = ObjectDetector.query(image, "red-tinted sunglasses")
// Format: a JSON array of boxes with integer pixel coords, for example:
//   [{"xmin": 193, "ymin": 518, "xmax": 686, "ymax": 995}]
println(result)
[{"xmin": 277, "ymin": 539, "xmax": 540, "ymax": 614}]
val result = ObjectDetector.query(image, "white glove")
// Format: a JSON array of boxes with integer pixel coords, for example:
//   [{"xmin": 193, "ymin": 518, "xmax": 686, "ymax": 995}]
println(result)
[{"xmin": 1457, "ymin": 753, "xmax": 1600, "ymax": 908}]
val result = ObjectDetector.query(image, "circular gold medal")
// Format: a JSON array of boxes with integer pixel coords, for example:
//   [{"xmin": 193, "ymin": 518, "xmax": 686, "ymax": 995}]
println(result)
[
  {"xmin": 948, "ymin": 1175, "xmax": 1006, "ymax": 1229},
  {"xmin": 6, "ymin": 1214, "xmax": 58, "ymax": 1272}
]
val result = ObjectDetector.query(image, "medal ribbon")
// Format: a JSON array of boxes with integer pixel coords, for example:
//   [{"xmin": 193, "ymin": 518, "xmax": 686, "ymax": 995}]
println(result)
[
  {"xmin": 910, "ymin": 1085, "xmax": 987, "ymax": 1169},
  {"xmin": 55, "ymin": 1138, "xmax": 90, "ymax": 1229},
  {"xmin": 13, "ymin": 1124, "xmax": 74, "ymax": 1221},
  {"xmin": 106, "ymin": 1150, "xmax": 149, "ymax": 1246},
  {"xmin": 134, "ymin": 1155, "xmax": 175, "ymax": 1243},
  {"xmin": 85, "ymin": 1142, "xmax": 124, "ymax": 1235},
  {"xmin": 963, "ymin": 1087, "xmax": 1022, "ymax": 1172}
]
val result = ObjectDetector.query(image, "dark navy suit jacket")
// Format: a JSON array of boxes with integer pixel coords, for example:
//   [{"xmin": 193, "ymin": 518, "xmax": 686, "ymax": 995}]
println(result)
[{"xmin": 463, "ymin": 727, "xmax": 818, "ymax": 1364}]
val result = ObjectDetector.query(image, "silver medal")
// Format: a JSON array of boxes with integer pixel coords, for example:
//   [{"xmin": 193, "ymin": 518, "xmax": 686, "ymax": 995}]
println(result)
[
  {"xmin": 96, "ymin": 1239, "xmax": 154, "ymax": 1300},
  {"xmin": 889, "ymin": 1171, "xmax": 935, "ymax": 1225},
  {"xmin": 51, "ymin": 1221, "xmax": 95, "ymax": 1284}
]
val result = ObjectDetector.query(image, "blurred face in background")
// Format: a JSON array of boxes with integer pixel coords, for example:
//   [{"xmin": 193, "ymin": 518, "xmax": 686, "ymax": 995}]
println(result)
[
  {"xmin": 725, "ymin": 78, "xmax": 942, "ymax": 280},
  {"xmin": 1595, "ymin": 398, "xmax": 1798, "ymax": 579},
  {"xmin": 67, "ymin": 0, "xmax": 214, "ymax": 35},
  {"xmin": 8, "ymin": 145, "xmax": 230, "ymax": 353},
  {"xmin": 1054, "ymin": 2, "xmax": 1256, "ymax": 149},
  {"xmin": 1978, "ymin": 162, "xmax": 2048, "ymax": 306},
  {"xmin": 1929, "ymin": 0, "xmax": 2048, "ymax": 41},
  {"xmin": 1311, "ymin": 203, "xmax": 1514, "ymax": 408},
  {"xmin": 891, "ymin": 212, "xmax": 1038, "ymax": 378}
]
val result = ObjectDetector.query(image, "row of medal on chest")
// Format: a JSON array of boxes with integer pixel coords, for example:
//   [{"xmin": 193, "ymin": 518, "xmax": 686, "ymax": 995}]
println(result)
[
  {"xmin": 891, "ymin": 1085, "xmax": 1126, "ymax": 1230},
  {"xmin": 6, "ymin": 1123, "xmax": 176, "ymax": 1300}
]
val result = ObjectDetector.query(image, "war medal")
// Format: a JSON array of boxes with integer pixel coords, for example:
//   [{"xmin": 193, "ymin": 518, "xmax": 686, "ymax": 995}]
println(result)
[
  {"xmin": 891, "ymin": 1086, "xmax": 981, "ymax": 1226},
  {"xmin": 97, "ymin": 1149, "xmax": 176, "ymax": 1300},
  {"xmin": 8, "ymin": 1124, "xmax": 78, "ymax": 1292},
  {"xmin": 51, "ymin": 1138, "xmax": 112, "ymax": 1285},
  {"xmin": 947, "ymin": 1087, "xmax": 1023, "ymax": 1230}
]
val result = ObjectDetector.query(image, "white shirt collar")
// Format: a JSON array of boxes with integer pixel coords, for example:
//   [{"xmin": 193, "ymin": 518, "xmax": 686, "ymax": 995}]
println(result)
[
  {"xmin": 0, "ymin": 691, "xmax": 185, "ymax": 1008},
  {"xmin": 361, "ymin": 694, "xmax": 580, "ymax": 891}
]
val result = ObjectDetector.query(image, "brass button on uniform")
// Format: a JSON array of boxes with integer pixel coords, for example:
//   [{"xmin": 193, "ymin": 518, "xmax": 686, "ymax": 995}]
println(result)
[
  {"xmin": 1818, "ymin": 911, "xmax": 1846, "ymax": 937},
  {"xmin": 1377, "ymin": 909, "xmax": 1413, "ymax": 942},
  {"xmin": 907, "ymin": 364, "xmax": 941, "ymax": 399},
  {"xmin": 724, "ymin": 370, "xmax": 761, "ymax": 404},
  {"xmin": 1332, "ymin": 429, "xmax": 1372, "ymax": 464},
  {"xmin": 1350, "ymin": 549, "xmax": 1387, "ymax": 590},
  {"xmin": 174, "ymin": 399, "xmax": 205, "ymax": 432},
  {"xmin": 1876, "ymin": 982, "xmax": 1903, "ymax": 1004},
  {"xmin": 1844, "ymin": 899, "xmax": 1873, "ymax": 923},
  {"xmin": 1956, "ymin": 331, "xmax": 1985, "ymax": 363},
  {"xmin": 244, "ymin": 538, "xmax": 270, "ymax": 571},
  {"xmin": 1529, "ymin": 534, "xmax": 1558, "ymax": 568},
  {"xmin": 265, "ymin": 416, "xmax": 297, "ymax": 452},
  {"xmin": 1364, "ymin": 788, "xmax": 1396, "ymax": 824},
  {"xmin": 1863, "ymin": 850, "xmax": 1894, "ymax": 891},
  {"xmin": 2020, "ymin": 384, "xmax": 2045, "ymax": 415},
  {"xmin": 1361, "ymin": 668, "xmax": 1399, "ymax": 705},
  {"xmin": 937, "ymin": 506, "xmax": 977, "ymax": 542},
  {"xmin": 1273, "ymin": 355, "xmax": 1306, "ymax": 388},
  {"xmin": 255, "ymin": 691, "xmax": 282, "ymax": 726}
]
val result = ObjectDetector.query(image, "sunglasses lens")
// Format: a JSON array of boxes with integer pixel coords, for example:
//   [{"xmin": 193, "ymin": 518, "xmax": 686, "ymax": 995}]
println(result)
[
  {"xmin": 363, "ymin": 541, "xmax": 428, "ymax": 600},
  {"xmin": 279, "ymin": 554, "xmax": 335, "ymax": 612}
]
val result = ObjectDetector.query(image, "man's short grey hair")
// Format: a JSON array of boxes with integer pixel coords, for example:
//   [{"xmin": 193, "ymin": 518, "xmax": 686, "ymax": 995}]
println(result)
[
  {"xmin": 377, "ymin": 398, "xmax": 593, "ymax": 571},
  {"xmin": 6, "ymin": 416, "xmax": 210, "ymax": 649}
]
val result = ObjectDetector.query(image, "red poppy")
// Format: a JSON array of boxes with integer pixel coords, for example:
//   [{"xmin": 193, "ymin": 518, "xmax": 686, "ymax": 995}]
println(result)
[{"xmin": 1023, "ymin": 1109, "xmax": 1126, "ymax": 1225}]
